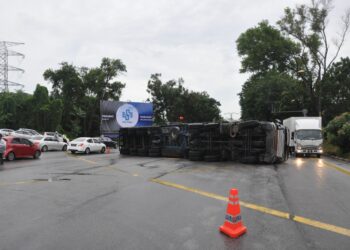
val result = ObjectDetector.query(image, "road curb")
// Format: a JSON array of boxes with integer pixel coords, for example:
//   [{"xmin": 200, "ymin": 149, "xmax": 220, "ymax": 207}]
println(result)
[{"xmin": 325, "ymin": 154, "xmax": 350, "ymax": 163}]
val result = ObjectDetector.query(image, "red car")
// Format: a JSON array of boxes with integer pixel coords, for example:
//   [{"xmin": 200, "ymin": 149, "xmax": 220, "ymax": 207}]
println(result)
[{"xmin": 3, "ymin": 136, "xmax": 41, "ymax": 161}]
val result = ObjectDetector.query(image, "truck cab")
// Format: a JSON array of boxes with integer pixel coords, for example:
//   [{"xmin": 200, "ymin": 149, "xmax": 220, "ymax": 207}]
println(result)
[{"xmin": 283, "ymin": 117, "xmax": 323, "ymax": 158}]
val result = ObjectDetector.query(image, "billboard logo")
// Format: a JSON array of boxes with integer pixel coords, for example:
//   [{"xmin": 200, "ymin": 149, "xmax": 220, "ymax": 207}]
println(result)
[
  {"xmin": 116, "ymin": 103, "xmax": 139, "ymax": 128},
  {"xmin": 122, "ymin": 109, "xmax": 133, "ymax": 121}
]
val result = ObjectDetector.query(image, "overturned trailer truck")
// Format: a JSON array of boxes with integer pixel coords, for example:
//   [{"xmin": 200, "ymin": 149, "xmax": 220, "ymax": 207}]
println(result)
[{"xmin": 119, "ymin": 120, "xmax": 289, "ymax": 164}]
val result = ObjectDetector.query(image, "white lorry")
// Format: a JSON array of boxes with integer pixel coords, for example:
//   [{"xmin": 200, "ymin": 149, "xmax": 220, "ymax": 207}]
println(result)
[{"xmin": 283, "ymin": 117, "xmax": 323, "ymax": 158}]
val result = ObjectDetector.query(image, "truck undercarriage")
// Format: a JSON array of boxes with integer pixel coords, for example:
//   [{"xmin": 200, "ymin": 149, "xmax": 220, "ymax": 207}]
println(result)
[{"xmin": 119, "ymin": 120, "xmax": 289, "ymax": 164}]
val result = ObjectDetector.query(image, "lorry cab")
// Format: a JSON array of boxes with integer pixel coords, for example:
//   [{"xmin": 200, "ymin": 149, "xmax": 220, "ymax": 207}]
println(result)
[{"xmin": 283, "ymin": 117, "xmax": 323, "ymax": 158}]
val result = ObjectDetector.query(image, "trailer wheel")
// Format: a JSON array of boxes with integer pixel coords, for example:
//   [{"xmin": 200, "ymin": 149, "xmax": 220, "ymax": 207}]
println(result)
[{"xmin": 204, "ymin": 154, "xmax": 220, "ymax": 162}]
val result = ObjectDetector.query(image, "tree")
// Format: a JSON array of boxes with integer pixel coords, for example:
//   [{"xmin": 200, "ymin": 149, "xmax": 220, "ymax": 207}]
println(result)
[
  {"xmin": 239, "ymin": 71, "xmax": 303, "ymax": 120},
  {"xmin": 324, "ymin": 112, "xmax": 350, "ymax": 153},
  {"xmin": 44, "ymin": 58, "xmax": 126, "ymax": 137},
  {"xmin": 322, "ymin": 57, "xmax": 350, "ymax": 123},
  {"xmin": 237, "ymin": 0, "xmax": 350, "ymax": 120},
  {"xmin": 44, "ymin": 62, "xmax": 85, "ymax": 137},
  {"xmin": 31, "ymin": 84, "xmax": 50, "ymax": 131},
  {"xmin": 237, "ymin": 21, "xmax": 300, "ymax": 74},
  {"xmin": 277, "ymin": 0, "xmax": 350, "ymax": 115},
  {"xmin": 147, "ymin": 74, "xmax": 221, "ymax": 123},
  {"xmin": 82, "ymin": 58, "xmax": 126, "ymax": 100}
]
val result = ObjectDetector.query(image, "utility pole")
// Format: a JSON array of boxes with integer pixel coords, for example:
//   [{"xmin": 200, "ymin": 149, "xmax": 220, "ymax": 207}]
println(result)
[
  {"xmin": 0, "ymin": 41, "xmax": 25, "ymax": 92},
  {"xmin": 224, "ymin": 112, "xmax": 239, "ymax": 122}
]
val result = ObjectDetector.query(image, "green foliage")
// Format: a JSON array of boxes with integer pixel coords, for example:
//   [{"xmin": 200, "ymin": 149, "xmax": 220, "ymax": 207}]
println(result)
[
  {"xmin": 43, "ymin": 58, "xmax": 126, "ymax": 138},
  {"xmin": 147, "ymin": 74, "xmax": 221, "ymax": 124},
  {"xmin": 324, "ymin": 112, "xmax": 350, "ymax": 153},
  {"xmin": 239, "ymin": 71, "xmax": 303, "ymax": 120},
  {"xmin": 322, "ymin": 57, "xmax": 350, "ymax": 123},
  {"xmin": 237, "ymin": 21, "xmax": 300, "ymax": 74},
  {"xmin": 237, "ymin": 1, "xmax": 350, "ymax": 120}
]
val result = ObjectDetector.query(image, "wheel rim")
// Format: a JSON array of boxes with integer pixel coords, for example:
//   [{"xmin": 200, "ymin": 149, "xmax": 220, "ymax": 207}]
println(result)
[
  {"xmin": 8, "ymin": 152, "xmax": 15, "ymax": 161},
  {"xmin": 42, "ymin": 146, "xmax": 48, "ymax": 152},
  {"xmin": 86, "ymin": 148, "xmax": 90, "ymax": 154},
  {"xmin": 35, "ymin": 151, "xmax": 40, "ymax": 158}
]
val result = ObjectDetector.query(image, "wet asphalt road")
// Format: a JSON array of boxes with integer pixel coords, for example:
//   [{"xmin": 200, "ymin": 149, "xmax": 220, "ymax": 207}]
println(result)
[{"xmin": 0, "ymin": 151, "xmax": 349, "ymax": 250}]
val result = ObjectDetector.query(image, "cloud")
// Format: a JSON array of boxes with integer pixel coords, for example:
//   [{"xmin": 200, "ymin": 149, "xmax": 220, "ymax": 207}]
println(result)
[{"xmin": 1, "ymin": 0, "xmax": 349, "ymax": 120}]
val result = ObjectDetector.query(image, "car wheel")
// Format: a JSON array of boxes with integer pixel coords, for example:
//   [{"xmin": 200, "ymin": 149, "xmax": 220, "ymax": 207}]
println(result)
[
  {"xmin": 101, "ymin": 147, "xmax": 106, "ymax": 154},
  {"xmin": 7, "ymin": 152, "xmax": 15, "ymax": 161},
  {"xmin": 34, "ymin": 150, "xmax": 41, "ymax": 159},
  {"xmin": 317, "ymin": 154, "xmax": 321, "ymax": 158},
  {"xmin": 42, "ymin": 145, "xmax": 48, "ymax": 152},
  {"xmin": 85, "ymin": 148, "xmax": 91, "ymax": 155},
  {"xmin": 62, "ymin": 145, "xmax": 67, "ymax": 151},
  {"xmin": 71, "ymin": 151, "xmax": 76, "ymax": 154}
]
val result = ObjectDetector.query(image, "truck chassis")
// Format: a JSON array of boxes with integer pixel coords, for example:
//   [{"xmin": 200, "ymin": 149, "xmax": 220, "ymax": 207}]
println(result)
[{"xmin": 119, "ymin": 120, "xmax": 289, "ymax": 164}]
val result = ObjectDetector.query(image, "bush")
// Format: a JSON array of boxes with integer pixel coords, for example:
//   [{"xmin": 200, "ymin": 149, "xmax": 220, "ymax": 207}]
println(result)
[{"xmin": 324, "ymin": 112, "xmax": 350, "ymax": 153}]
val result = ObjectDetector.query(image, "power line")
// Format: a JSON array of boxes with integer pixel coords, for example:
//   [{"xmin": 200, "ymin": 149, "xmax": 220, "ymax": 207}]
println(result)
[{"xmin": 0, "ymin": 41, "xmax": 25, "ymax": 92}]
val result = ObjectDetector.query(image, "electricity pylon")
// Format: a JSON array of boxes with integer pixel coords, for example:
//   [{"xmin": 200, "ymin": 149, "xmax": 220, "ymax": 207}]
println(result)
[{"xmin": 0, "ymin": 41, "xmax": 25, "ymax": 92}]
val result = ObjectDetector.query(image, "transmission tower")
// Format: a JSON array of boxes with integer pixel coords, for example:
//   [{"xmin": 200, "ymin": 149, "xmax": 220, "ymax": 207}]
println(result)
[{"xmin": 0, "ymin": 41, "xmax": 25, "ymax": 92}]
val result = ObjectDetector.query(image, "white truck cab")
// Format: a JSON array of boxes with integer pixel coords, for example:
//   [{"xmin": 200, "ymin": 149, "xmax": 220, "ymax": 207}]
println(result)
[{"xmin": 283, "ymin": 117, "xmax": 323, "ymax": 158}]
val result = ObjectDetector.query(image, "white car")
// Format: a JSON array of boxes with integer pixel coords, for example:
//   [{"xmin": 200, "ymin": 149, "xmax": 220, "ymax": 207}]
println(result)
[
  {"xmin": 43, "ymin": 132, "xmax": 70, "ymax": 143},
  {"xmin": 0, "ymin": 129, "xmax": 14, "ymax": 136},
  {"xmin": 68, "ymin": 137, "xmax": 106, "ymax": 154},
  {"xmin": 32, "ymin": 136, "xmax": 68, "ymax": 152},
  {"xmin": 12, "ymin": 130, "xmax": 35, "ymax": 139}
]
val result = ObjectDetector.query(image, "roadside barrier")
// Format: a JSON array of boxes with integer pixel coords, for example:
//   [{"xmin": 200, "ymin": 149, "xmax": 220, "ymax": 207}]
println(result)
[{"xmin": 219, "ymin": 189, "xmax": 247, "ymax": 238}]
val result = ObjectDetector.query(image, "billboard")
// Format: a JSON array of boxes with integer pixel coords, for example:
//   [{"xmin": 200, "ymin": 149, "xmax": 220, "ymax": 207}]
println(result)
[{"xmin": 100, "ymin": 101, "xmax": 153, "ymax": 138}]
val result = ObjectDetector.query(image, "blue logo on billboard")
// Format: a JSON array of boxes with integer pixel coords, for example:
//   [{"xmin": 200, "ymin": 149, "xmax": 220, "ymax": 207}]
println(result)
[
  {"xmin": 122, "ymin": 109, "xmax": 133, "ymax": 121},
  {"xmin": 116, "ymin": 103, "xmax": 139, "ymax": 128}
]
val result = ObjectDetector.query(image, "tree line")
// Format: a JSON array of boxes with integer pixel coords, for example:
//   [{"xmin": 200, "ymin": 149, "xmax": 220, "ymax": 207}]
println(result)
[
  {"xmin": 0, "ymin": 59, "xmax": 221, "ymax": 138},
  {"xmin": 237, "ymin": 0, "xmax": 350, "ymax": 125}
]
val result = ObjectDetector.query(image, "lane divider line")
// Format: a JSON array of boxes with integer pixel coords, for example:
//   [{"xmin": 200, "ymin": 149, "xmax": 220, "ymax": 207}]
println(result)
[
  {"xmin": 151, "ymin": 178, "xmax": 350, "ymax": 238},
  {"xmin": 322, "ymin": 160, "xmax": 350, "ymax": 176},
  {"xmin": 0, "ymin": 180, "xmax": 42, "ymax": 187}
]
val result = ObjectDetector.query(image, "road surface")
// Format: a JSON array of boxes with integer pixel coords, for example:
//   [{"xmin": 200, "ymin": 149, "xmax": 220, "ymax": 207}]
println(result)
[{"xmin": 0, "ymin": 151, "xmax": 349, "ymax": 250}]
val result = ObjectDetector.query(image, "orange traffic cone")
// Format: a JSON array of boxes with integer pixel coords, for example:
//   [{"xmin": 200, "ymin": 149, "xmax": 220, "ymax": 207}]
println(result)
[{"xmin": 219, "ymin": 189, "xmax": 247, "ymax": 238}]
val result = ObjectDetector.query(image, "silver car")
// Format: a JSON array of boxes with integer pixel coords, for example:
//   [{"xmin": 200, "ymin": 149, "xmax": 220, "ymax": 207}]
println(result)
[
  {"xmin": 12, "ymin": 130, "xmax": 35, "ymax": 139},
  {"xmin": 0, "ymin": 129, "xmax": 14, "ymax": 136},
  {"xmin": 32, "ymin": 136, "xmax": 68, "ymax": 152}
]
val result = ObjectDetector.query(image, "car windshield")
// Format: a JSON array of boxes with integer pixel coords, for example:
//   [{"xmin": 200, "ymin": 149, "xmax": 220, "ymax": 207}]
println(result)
[{"xmin": 296, "ymin": 130, "xmax": 322, "ymax": 140}]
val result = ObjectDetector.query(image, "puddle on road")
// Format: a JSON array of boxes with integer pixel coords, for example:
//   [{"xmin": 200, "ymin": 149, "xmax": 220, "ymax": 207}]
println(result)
[{"xmin": 33, "ymin": 178, "xmax": 71, "ymax": 182}]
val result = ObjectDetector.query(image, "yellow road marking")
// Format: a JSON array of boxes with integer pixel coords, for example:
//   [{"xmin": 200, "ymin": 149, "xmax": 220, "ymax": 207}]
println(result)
[
  {"xmin": 75, "ymin": 157, "xmax": 98, "ymax": 165},
  {"xmin": 322, "ymin": 160, "xmax": 350, "ymax": 176},
  {"xmin": 151, "ymin": 179, "xmax": 350, "ymax": 237},
  {"xmin": 0, "ymin": 180, "xmax": 41, "ymax": 187}
]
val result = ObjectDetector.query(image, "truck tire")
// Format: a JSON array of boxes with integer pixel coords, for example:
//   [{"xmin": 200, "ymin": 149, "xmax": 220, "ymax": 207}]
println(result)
[
  {"xmin": 189, "ymin": 150, "xmax": 203, "ymax": 161},
  {"xmin": 149, "ymin": 148, "xmax": 161, "ymax": 157},
  {"xmin": 204, "ymin": 154, "xmax": 220, "ymax": 162},
  {"xmin": 129, "ymin": 148, "xmax": 137, "ymax": 156},
  {"xmin": 137, "ymin": 148, "xmax": 148, "ymax": 156},
  {"xmin": 120, "ymin": 148, "xmax": 129, "ymax": 155}
]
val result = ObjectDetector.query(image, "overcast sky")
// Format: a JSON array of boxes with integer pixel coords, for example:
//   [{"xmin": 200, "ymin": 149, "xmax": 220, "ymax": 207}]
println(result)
[{"xmin": 1, "ymin": 0, "xmax": 349, "ymax": 120}]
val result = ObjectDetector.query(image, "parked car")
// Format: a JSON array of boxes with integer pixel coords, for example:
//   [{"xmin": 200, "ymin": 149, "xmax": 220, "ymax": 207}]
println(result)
[
  {"xmin": 68, "ymin": 137, "xmax": 106, "ymax": 154},
  {"xmin": 0, "ymin": 129, "xmax": 14, "ymax": 136},
  {"xmin": 32, "ymin": 136, "xmax": 68, "ymax": 152},
  {"xmin": 3, "ymin": 136, "xmax": 41, "ymax": 161},
  {"xmin": 12, "ymin": 130, "xmax": 35, "ymax": 139},
  {"xmin": 94, "ymin": 136, "xmax": 117, "ymax": 149},
  {"xmin": 18, "ymin": 128, "xmax": 41, "ymax": 136},
  {"xmin": 43, "ymin": 132, "xmax": 70, "ymax": 143}
]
